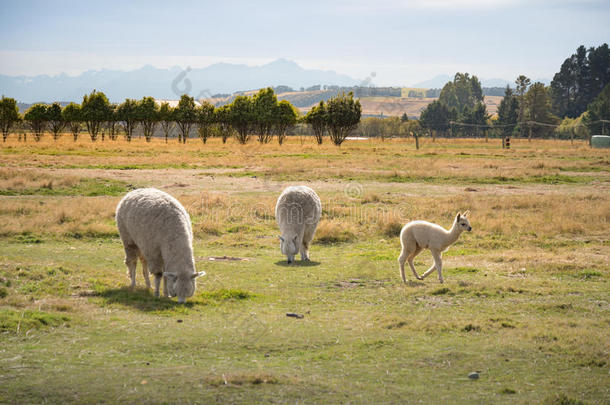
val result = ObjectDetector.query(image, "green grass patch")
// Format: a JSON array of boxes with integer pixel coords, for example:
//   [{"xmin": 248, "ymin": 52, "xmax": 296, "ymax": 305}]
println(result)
[
  {"xmin": 0, "ymin": 308, "xmax": 69, "ymax": 333},
  {"xmin": 578, "ymin": 270, "xmax": 602, "ymax": 280},
  {"xmin": 199, "ymin": 288, "xmax": 254, "ymax": 303},
  {"xmin": 542, "ymin": 394, "xmax": 587, "ymax": 405},
  {"xmin": 430, "ymin": 287, "xmax": 451, "ymax": 295},
  {"xmin": 0, "ymin": 177, "xmax": 130, "ymax": 196},
  {"xmin": 11, "ymin": 232, "xmax": 43, "ymax": 244},
  {"xmin": 444, "ymin": 247, "xmax": 480, "ymax": 256},
  {"xmin": 447, "ymin": 266, "xmax": 479, "ymax": 274}
]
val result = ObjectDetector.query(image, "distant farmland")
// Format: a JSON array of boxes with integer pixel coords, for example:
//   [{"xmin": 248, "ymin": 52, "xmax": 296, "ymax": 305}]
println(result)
[{"xmin": 206, "ymin": 90, "xmax": 503, "ymax": 118}]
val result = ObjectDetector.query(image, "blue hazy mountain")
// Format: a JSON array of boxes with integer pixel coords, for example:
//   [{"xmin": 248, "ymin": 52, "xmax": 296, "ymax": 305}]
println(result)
[{"xmin": 0, "ymin": 59, "xmax": 359, "ymax": 103}]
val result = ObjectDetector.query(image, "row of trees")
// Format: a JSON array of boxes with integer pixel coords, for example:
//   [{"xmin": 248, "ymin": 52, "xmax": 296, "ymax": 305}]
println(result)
[
  {"xmin": 416, "ymin": 44, "xmax": 609, "ymax": 143},
  {"xmin": 419, "ymin": 75, "xmax": 609, "ymax": 143},
  {"xmin": 0, "ymin": 89, "xmax": 362, "ymax": 146}
]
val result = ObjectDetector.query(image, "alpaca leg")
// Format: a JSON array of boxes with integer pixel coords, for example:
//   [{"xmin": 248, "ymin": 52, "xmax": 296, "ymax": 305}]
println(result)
[
  {"xmin": 421, "ymin": 250, "xmax": 439, "ymax": 280},
  {"xmin": 398, "ymin": 254, "xmax": 407, "ymax": 283},
  {"xmin": 163, "ymin": 275, "xmax": 169, "ymax": 297},
  {"xmin": 301, "ymin": 239, "xmax": 310, "ymax": 261},
  {"xmin": 399, "ymin": 244, "xmax": 421, "ymax": 282},
  {"xmin": 422, "ymin": 251, "xmax": 444, "ymax": 283},
  {"xmin": 138, "ymin": 253, "xmax": 151, "ymax": 289},
  {"xmin": 398, "ymin": 246, "xmax": 410, "ymax": 283},
  {"xmin": 153, "ymin": 273, "xmax": 162, "ymax": 298},
  {"xmin": 124, "ymin": 244, "xmax": 138, "ymax": 290},
  {"xmin": 434, "ymin": 252, "xmax": 444, "ymax": 283},
  {"xmin": 421, "ymin": 264, "xmax": 437, "ymax": 279},
  {"xmin": 407, "ymin": 246, "xmax": 424, "ymax": 281}
]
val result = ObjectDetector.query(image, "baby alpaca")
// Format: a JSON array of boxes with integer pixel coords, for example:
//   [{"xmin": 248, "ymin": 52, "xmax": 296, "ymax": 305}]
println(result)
[{"xmin": 398, "ymin": 211, "xmax": 472, "ymax": 283}]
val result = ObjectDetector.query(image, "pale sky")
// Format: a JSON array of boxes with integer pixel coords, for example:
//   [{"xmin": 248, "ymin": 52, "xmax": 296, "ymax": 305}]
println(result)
[{"xmin": 1, "ymin": 0, "xmax": 609, "ymax": 85}]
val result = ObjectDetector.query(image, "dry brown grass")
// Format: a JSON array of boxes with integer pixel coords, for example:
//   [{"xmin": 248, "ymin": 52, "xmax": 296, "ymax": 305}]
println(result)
[
  {"xmin": 0, "ymin": 137, "xmax": 607, "ymax": 246},
  {"xmin": 0, "ymin": 167, "xmax": 80, "ymax": 192},
  {"xmin": 1, "ymin": 136, "xmax": 607, "ymax": 185},
  {"xmin": 0, "ymin": 182, "xmax": 607, "ymax": 246},
  {"xmin": 0, "ymin": 196, "xmax": 118, "ymax": 237}
]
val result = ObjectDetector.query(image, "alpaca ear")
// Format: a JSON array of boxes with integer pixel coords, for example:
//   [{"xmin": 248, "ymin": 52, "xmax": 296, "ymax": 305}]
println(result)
[
  {"xmin": 191, "ymin": 271, "xmax": 206, "ymax": 279},
  {"xmin": 456, "ymin": 213, "xmax": 461, "ymax": 221},
  {"xmin": 463, "ymin": 210, "xmax": 470, "ymax": 217},
  {"xmin": 278, "ymin": 236, "xmax": 284, "ymax": 242}
]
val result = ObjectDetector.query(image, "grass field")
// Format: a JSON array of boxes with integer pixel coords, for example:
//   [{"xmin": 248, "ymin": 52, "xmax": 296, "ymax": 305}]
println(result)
[{"xmin": 0, "ymin": 135, "xmax": 608, "ymax": 404}]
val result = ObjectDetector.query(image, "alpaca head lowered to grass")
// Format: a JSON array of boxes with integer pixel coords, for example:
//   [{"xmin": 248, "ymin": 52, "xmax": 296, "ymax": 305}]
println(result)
[{"xmin": 279, "ymin": 235, "xmax": 299, "ymax": 264}]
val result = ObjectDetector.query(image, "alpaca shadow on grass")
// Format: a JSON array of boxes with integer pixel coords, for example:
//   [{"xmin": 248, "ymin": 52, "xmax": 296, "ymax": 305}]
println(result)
[
  {"xmin": 274, "ymin": 260, "xmax": 321, "ymax": 267},
  {"xmin": 403, "ymin": 280, "xmax": 426, "ymax": 288},
  {"xmin": 94, "ymin": 287, "xmax": 194, "ymax": 312}
]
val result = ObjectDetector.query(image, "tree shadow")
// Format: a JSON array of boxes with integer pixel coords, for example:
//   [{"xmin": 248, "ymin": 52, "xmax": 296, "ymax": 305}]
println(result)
[
  {"xmin": 274, "ymin": 260, "xmax": 321, "ymax": 267},
  {"xmin": 93, "ymin": 287, "xmax": 194, "ymax": 312}
]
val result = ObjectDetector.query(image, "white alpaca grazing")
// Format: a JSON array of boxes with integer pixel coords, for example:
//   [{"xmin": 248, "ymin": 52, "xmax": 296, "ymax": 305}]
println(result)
[
  {"xmin": 275, "ymin": 185, "xmax": 322, "ymax": 264},
  {"xmin": 398, "ymin": 211, "xmax": 472, "ymax": 283},
  {"xmin": 116, "ymin": 188, "xmax": 205, "ymax": 303}
]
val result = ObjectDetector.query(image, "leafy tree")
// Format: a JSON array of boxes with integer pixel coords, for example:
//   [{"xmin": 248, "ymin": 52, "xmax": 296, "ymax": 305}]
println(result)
[
  {"xmin": 47, "ymin": 102, "xmax": 65, "ymax": 141},
  {"xmin": 0, "ymin": 96, "xmax": 21, "ymax": 142},
  {"xmin": 583, "ymin": 83, "xmax": 610, "ymax": 136},
  {"xmin": 24, "ymin": 103, "xmax": 48, "ymax": 141},
  {"xmin": 228, "ymin": 95, "xmax": 253, "ymax": 144},
  {"xmin": 587, "ymin": 43, "xmax": 610, "ymax": 99},
  {"xmin": 515, "ymin": 75, "xmax": 531, "ymax": 137},
  {"xmin": 419, "ymin": 100, "xmax": 456, "ymax": 141},
  {"xmin": 62, "ymin": 102, "xmax": 82, "ymax": 142},
  {"xmin": 495, "ymin": 86, "xmax": 519, "ymax": 140},
  {"xmin": 196, "ymin": 101, "xmax": 215, "ymax": 144},
  {"xmin": 401, "ymin": 112, "xmax": 409, "ymax": 122},
  {"xmin": 525, "ymin": 82, "xmax": 559, "ymax": 140},
  {"xmin": 402, "ymin": 120, "xmax": 424, "ymax": 149},
  {"xmin": 459, "ymin": 102, "xmax": 489, "ymax": 140},
  {"xmin": 81, "ymin": 90, "xmax": 111, "ymax": 141},
  {"xmin": 137, "ymin": 97, "xmax": 160, "ymax": 142},
  {"xmin": 274, "ymin": 100, "xmax": 298, "ymax": 145},
  {"xmin": 214, "ymin": 105, "xmax": 233, "ymax": 144},
  {"xmin": 439, "ymin": 73, "xmax": 483, "ymax": 115},
  {"xmin": 304, "ymin": 101, "xmax": 327, "ymax": 145},
  {"xmin": 253, "ymin": 87, "xmax": 278, "ymax": 143},
  {"xmin": 174, "ymin": 95, "xmax": 197, "ymax": 143},
  {"xmin": 158, "ymin": 102, "xmax": 175, "ymax": 143},
  {"xmin": 116, "ymin": 99, "xmax": 139, "ymax": 142},
  {"xmin": 106, "ymin": 104, "xmax": 120, "ymax": 141},
  {"xmin": 326, "ymin": 92, "xmax": 361, "ymax": 146},
  {"xmin": 551, "ymin": 43, "xmax": 610, "ymax": 118},
  {"xmin": 555, "ymin": 115, "xmax": 589, "ymax": 144}
]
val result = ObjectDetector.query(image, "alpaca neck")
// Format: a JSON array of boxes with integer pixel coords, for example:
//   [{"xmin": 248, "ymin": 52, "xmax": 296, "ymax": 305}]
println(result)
[{"xmin": 442, "ymin": 221, "xmax": 462, "ymax": 249}]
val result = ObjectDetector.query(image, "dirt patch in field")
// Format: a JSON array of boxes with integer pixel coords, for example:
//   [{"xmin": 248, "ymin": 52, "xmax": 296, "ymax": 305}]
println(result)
[{"xmin": 6, "ymin": 167, "xmax": 606, "ymax": 198}]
